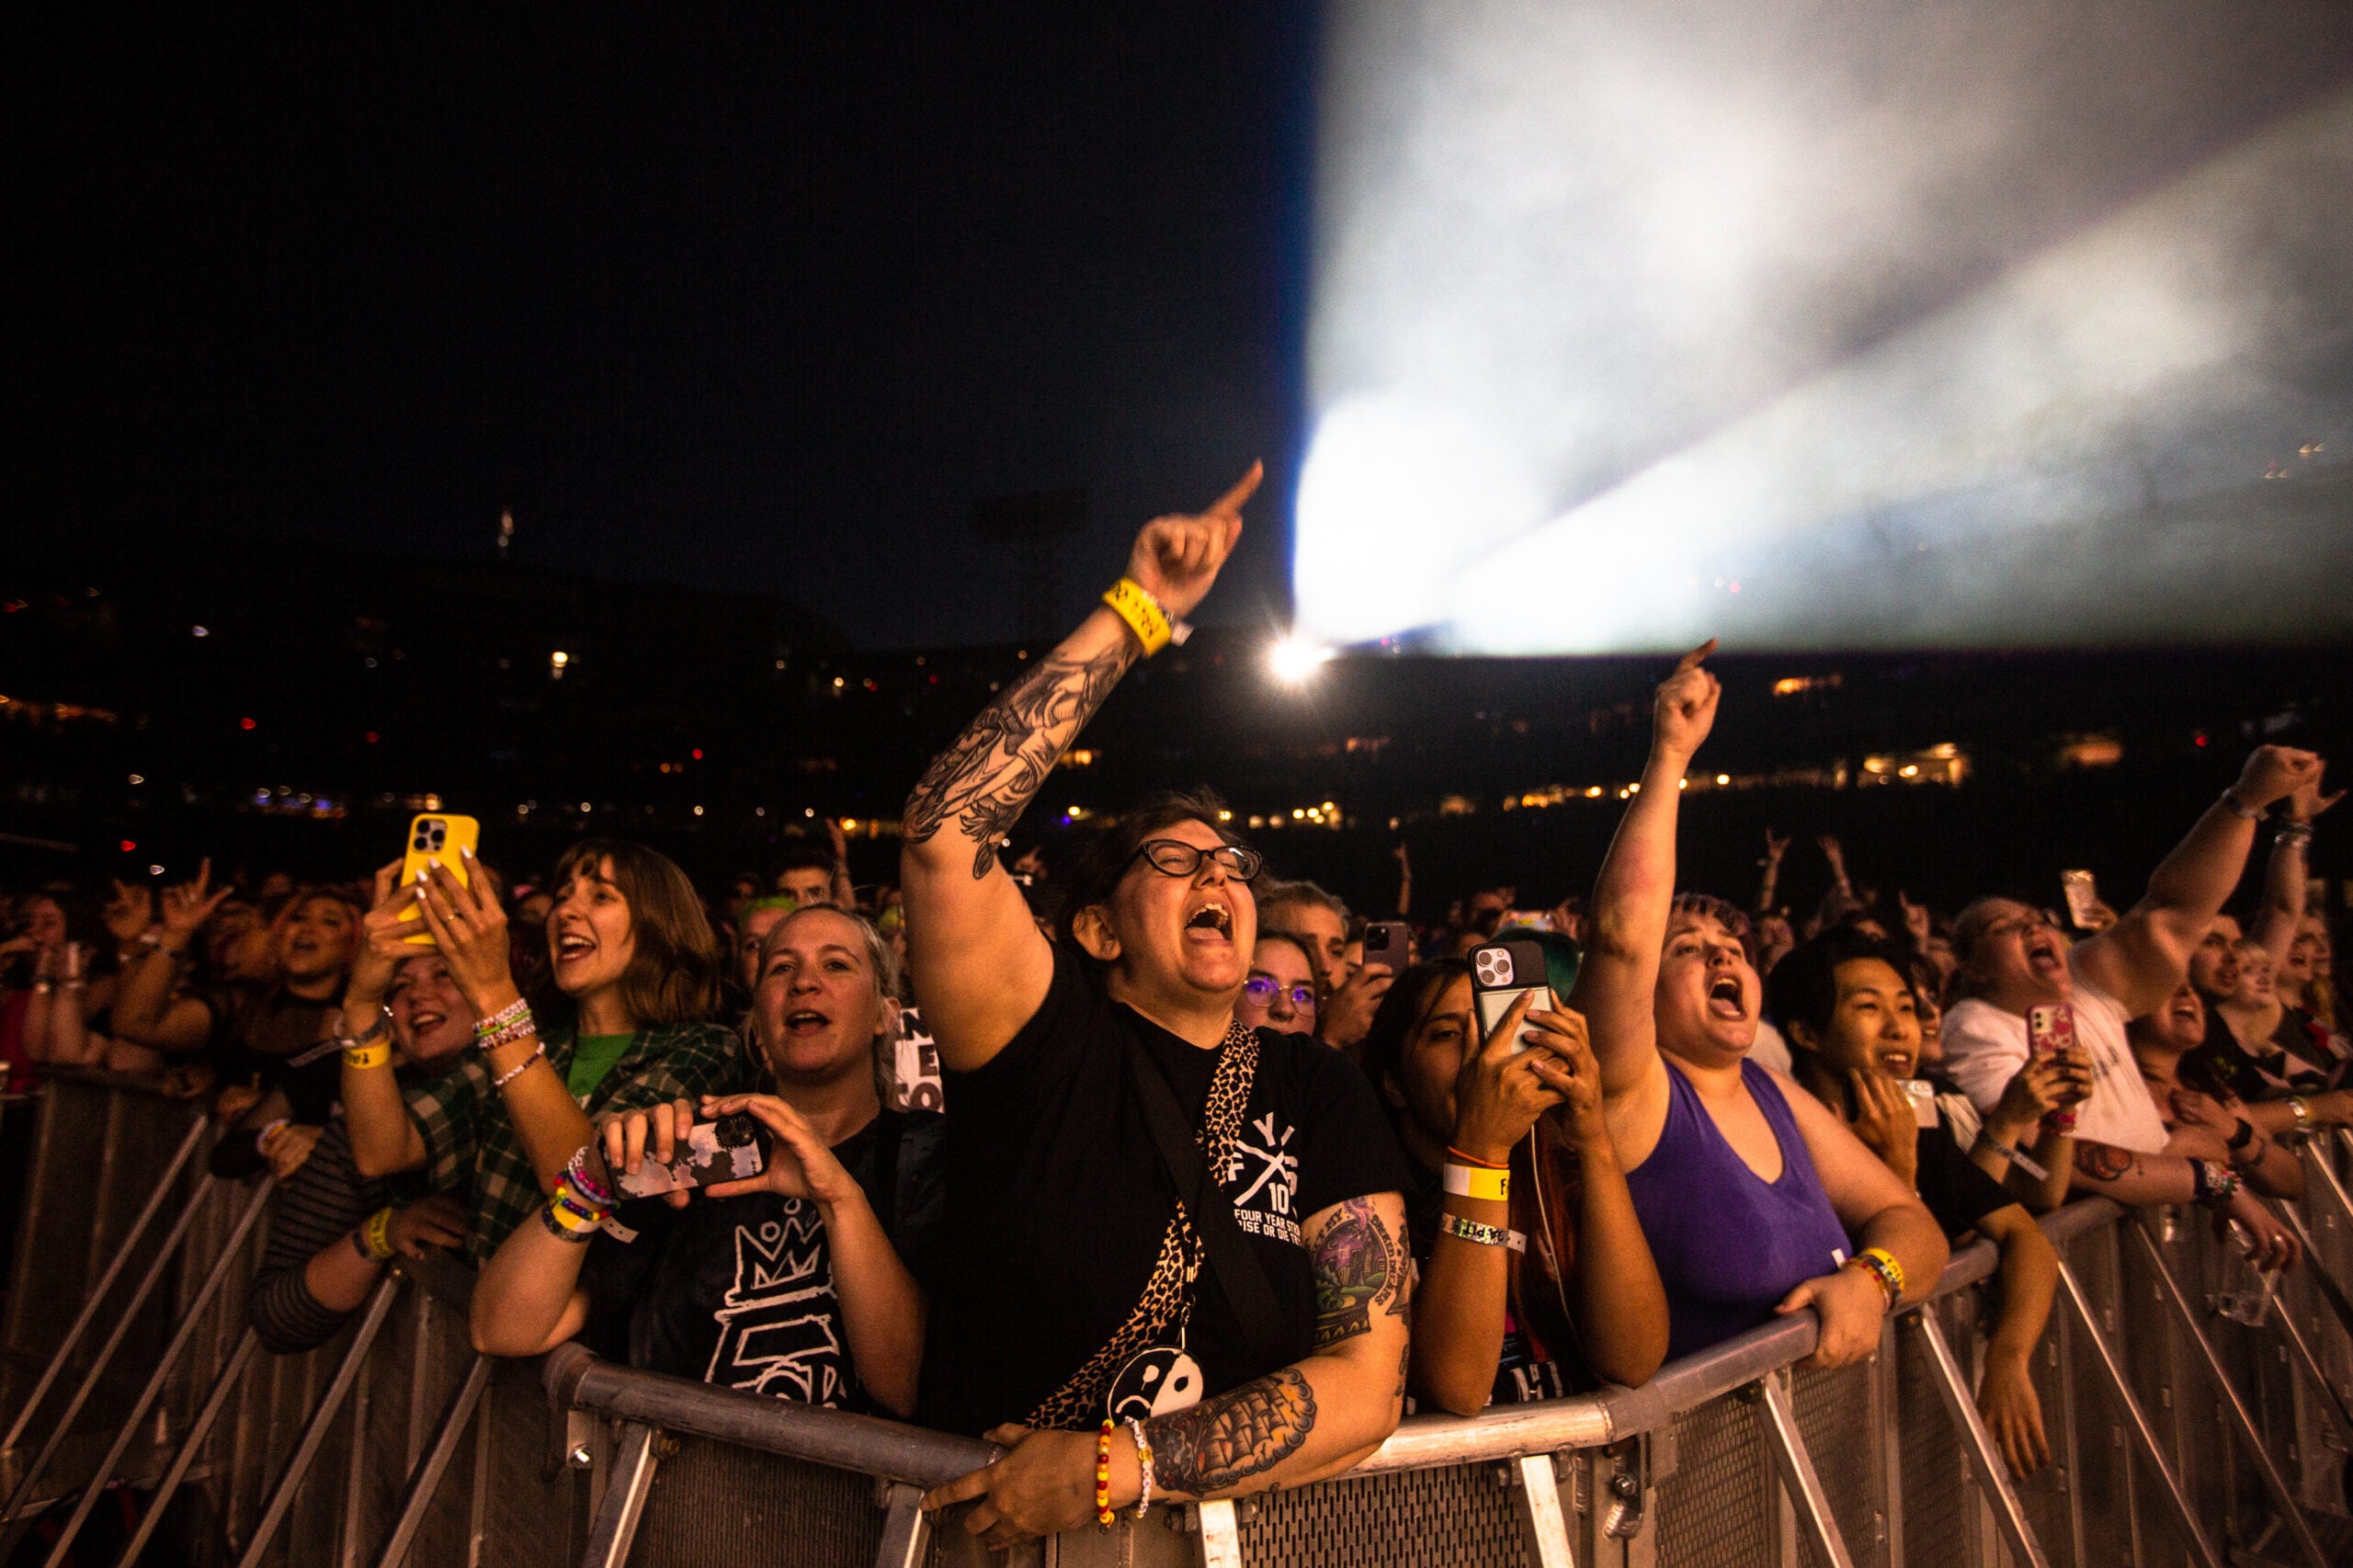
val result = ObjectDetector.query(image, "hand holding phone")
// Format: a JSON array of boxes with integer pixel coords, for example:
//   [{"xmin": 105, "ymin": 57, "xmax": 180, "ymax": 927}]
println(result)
[
  {"xmin": 2026, "ymin": 1005, "xmax": 2081, "ymax": 1132},
  {"xmin": 1360, "ymin": 921, "xmax": 1413, "ymax": 971},
  {"xmin": 398, "ymin": 814, "xmax": 481, "ymax": 945},
  {"xmin": 1472, "ymin": 939, "xmax": 1555, "ymax": 1054},
  {"xmin": 613, "ymin": 1109, "xmax": 767, "ymax": 1200}
]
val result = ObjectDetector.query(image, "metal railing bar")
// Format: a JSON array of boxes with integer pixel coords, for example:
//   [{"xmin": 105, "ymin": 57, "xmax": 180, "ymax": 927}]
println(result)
[
  {"xmin": 335, "ymin": 1327, "xmax": 373, "ymax": 1568},
  {"xmin": 2053, "ymin": 1254, "xmax": 2221, "ymax": 1568},
  {"xmin": 1512, "ymin": 1452, "xmax": 1576, "ymax": 1568},
  {"xmin": 465, "ymin": 1377, "xmax": 491, "ymax": 1568},
  {"xmin": 108, "ymin": 1327, "xmax": 259, "ymax": 1568},
  {"xmin": 2256, "ymin": 1267, "xmax": 2353, "ymax": 1452},
  {"xmin": 872, "ymin": 1482, "xmax": 931, "ymax": 1568},
  {"xmin": 2278, "ymin": 1197, "xmax": 2353, "ymax": 1338},
  {"xmin": 1909, "ymin": 1310, "xmax": 2049, "ymax": 1568},
  {"xmin": 1197, "ymin": 1498, "xmax": 1243, "ymax": 1568},
  {"xmin": 233, "ymin": 1274, "xmax": 404, "ymax": 1568},
  {"xmin": 2129, "ymin": 1221, "xmax": 2330, "ymax": 1568},
  {"xmin": 1755, "ymin": 1370, "xmax": 1856, "ymax": 1568},
  {"xmin": 0, "ymin": 1117, "xmax": 208, "ymax": 1458},
  {"xmin": 367, "ymin": 1351, "xmax": 493, "ymax": 1568},
  {"xmin": 577, "ymin": 1420, "xmax": 660, "ymax": 1568},
  {"xmin": 37, "ymin": 1176, "xmax": 276, "ymax": 1568},
  {"xmin": 0, "ymin": 1172, "xmax": 222, "ymax": 1524}
]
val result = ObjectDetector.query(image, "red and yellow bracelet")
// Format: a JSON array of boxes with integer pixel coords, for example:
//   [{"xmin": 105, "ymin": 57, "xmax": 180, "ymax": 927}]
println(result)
[{"xmin": 1095, "ymin": 1418, "xmax": 1116, "ymax": 1528}]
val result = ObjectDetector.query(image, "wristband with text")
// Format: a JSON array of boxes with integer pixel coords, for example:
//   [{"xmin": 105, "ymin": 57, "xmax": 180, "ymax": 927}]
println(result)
[
  {"xmin": 1441, "ymin": 1162, "xmax": 1510, "ymax": 1202},
  {"xmin": 1439, "ymin": 1212, "xmax": 1528, "ymax": 1252},
  {"xmin": 343, "ymin": 1039, "xmax": 392, "ymax": 1070},
  {"xmin": 1101, "ymin": 577, "xmax": 1176, "ymax": 657},
  {"xmin": 358, "ymin": 1207, "xmax": 396, "ymax": 1262}
]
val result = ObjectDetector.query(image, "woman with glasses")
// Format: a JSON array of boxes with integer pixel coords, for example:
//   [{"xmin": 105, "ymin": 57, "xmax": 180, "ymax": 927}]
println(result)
[
  {"xmin": 903, "ymin": 473, "xmax": 1415, "ymax": 1552},
  {"xmin": 1238, "ymin": 932, "xmax": 1320, "ymax": 1037}
]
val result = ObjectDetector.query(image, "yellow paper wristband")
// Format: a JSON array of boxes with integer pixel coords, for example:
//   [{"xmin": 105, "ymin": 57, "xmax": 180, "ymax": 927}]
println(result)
[
  {"xmin": 362, "ymin": 1207, "xmax": 396, "ymax": 1261},
  {"xmin": 1441, "ymin": 1162, "xmax": 1510, "ymax": 1202},
  {"xmin": 1101, "ymin": 577, "xmax": 1173, "ymax": 656},
  {"xmin": 343, "ymin": 1040, "xmax": 392, "ymax": 1070}
]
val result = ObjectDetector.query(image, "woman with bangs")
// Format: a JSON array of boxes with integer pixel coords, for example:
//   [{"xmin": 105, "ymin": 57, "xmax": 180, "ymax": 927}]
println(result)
[
  {"xmin": 1574, "ymin": 644, "xmax": 1946, "ymax": 1369},
  {"xmin": 1361, "ymin": 949, "xmax": 1666, "ymax": 1413},
  {"xmin": 342, "ymin": 838, "xmax": 747, "ymax": 1262}
]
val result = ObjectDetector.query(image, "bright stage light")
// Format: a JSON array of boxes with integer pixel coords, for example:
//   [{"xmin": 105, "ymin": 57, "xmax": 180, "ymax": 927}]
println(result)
[
  {"xmin": 1295, "ymin": 0, "xmax": 2353, "ymax": 653},
  {"xmin": 1268, "ymin": 633, "xmax": 1337, "ymax": 687}
]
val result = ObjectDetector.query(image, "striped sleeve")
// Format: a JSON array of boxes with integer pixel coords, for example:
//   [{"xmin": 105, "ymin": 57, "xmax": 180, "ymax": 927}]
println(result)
[{"xmin": 247, "ymin": 1121, "xmax": 381, "ymax": 1353}]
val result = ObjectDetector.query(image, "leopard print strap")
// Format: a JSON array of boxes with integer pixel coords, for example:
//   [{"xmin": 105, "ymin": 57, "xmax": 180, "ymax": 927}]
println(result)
[{"xmin": 1024, "ymin": 1020, "xmax": 1260, "ymax": 1430}]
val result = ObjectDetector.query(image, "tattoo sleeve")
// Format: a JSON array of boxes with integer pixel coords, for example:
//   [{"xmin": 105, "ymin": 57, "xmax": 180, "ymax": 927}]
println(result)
[
  {"xmin": 1310, "ymin": 1197, "xmax": 1409, "ymax": 1351},
  {"xmin": 1146, "ymin": 1369, "xmax": 1318, "ymax": 1495},
  {"xmin": 902, "ymin": 641, "xmax": 1136, "ymax": 878}
]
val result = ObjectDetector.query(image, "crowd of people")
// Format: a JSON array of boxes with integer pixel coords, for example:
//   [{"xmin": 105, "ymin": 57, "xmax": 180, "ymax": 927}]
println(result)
[{"xmin": 3, "ymin": 471, "xmax": 2347, "ymax": 1543}]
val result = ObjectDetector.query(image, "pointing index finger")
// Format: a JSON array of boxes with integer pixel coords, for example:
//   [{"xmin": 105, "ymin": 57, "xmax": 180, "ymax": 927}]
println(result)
[
  {"xmin": 1208, "ymin": 460, "xmax": 1263, "ymax": 518},
  {"xmin": 1673, "ymin": 638, "xmax": 1719, "ymax": 675}
]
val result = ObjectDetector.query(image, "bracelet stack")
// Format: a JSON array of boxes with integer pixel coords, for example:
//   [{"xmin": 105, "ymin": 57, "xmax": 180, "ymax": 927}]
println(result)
[
  {"xmin": 352, "ymin": 1206, "xmax": 396, "ymax": 1262},
  {"xmin": 540, "ymin": 1147, "xmax": 615, "ymax": 1244},
  {"xmin": 474, "ymin": 997, "xmax": 535, "ymax": 1051},
  {"xmin": 1847, "ymin": 1245, "xmax": 1904, "ymax": 1311},
  {"xmin": 1100, "ymin": 577, "xmax": 1185, "ymax": 658},
  {"xmin": 2189, "ymin": 1157, "xmax": 2243, "ymax": 1209},
  {"xmin": 1439, "ymin": 1212, "xmax": 1528, "ymax": 1253},
  {"xmin": 1127, "ymin": 1418, "xmax": 1155, "ymax": 1519},
  {"xmin": 342, "ymin": 1008, "xmax": 394, "ymax": 1069},
  {"xmin": 1093, "ymin": 1419, "xmax": 1116, "ymax": 1529}
]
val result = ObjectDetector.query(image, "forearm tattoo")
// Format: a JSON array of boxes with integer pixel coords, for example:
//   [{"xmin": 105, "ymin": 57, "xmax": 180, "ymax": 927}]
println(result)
[
  {"xmin": 902, "ymin": 642, "xmax": 1136, "ymax": 878},
  {"xmin": 1147, "ymin": 1369, "xmax": 1317, "ymax": 1495},
  {"xmin": 1311, "ymin": 1197, "xmax": 1409, "ymax": 1351},
  {"xmin": 2074, "ymin": 1142, "xmax": 2134, "ymax": 1184}
]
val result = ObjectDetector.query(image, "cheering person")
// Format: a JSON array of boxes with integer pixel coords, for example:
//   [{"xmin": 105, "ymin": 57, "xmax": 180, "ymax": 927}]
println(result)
[{"xmin": 907, "ymin": 468, "xmax": 1416, "ymax": 1551}]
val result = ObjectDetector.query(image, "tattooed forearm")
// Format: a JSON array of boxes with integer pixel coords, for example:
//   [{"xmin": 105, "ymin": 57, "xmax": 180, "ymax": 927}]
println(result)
[
  {"xmin": 1147, "ymin": 1369, "xmax": 1317, "ymax": 1495},
  {"xmin": 901, "ymin": 641, "xmax": 1137, "ymax": 878},
  {"xmin": 1310, "ymin": 1197, "xmax": 1409, "ymax": 1350},
  {"xmin": 2073, "ymin": 1142, "xmax": 2134, "ymax": 1184}
]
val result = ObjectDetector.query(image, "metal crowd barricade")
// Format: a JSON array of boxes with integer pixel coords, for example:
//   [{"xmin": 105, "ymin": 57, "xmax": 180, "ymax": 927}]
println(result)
[{"xmin": 10, "ymin": 1070, "xmax": 2353, "ymax": 1567}]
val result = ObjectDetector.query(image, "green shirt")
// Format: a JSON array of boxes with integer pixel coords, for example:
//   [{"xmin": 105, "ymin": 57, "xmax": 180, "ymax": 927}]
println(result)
[
  {"xmin": 567, "ymin": 1032, "xmax": 637, "ymax": 1100},
  {"xmin": 406, "ymin": 1019, "xmax": 749, "ymax": 1264}
]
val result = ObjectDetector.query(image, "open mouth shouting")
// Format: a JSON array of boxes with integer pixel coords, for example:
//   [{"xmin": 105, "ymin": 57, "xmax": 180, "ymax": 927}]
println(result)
[
  {"xmin": 1183, "ymin": 899, "xmax": 1235, "ymax": 944},
  {"xmin": 1705, "ymin": 973, "xmax": 1747, "ymax": 1021},
  {"xmin": 553, "ymin": 927, "xmax": 596, "ymax": 966},
  {"xmin": 782, "ymin": 1006, "xmax": 833, "ymax": 1038}
]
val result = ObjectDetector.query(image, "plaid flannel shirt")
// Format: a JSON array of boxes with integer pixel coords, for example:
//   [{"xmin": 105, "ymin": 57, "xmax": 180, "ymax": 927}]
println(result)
[{"xmin": 407, "ymin": 1019, "xmax": 751, "ymax": 1263}]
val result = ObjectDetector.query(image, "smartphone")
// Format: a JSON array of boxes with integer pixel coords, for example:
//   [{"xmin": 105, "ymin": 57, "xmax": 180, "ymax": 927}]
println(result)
[
  {"xmin": 397, "ymin": 813, "xmax": 481, "ymax": 945},
  {"xmin": 1360, "ymin": 920, "xmax": 1412, "ymax": 972},
  {"xmin": 615, "ymin": 1112, "xmax": 767, "ymax": 1199},
  {"xmin": 2026, "ymin": 1004, "xmax": 2079, "ymax": 1132},
  {"xmin": 1903, "ymin": 1078, "xmax": 1939, "ymax": 1130},
  {"xmin": 1471, "ymin": 938, "xmax": 1554, "ymax": 1055},
  {"xmin": 2060, "ymin": 869, "xmax": 2100, "ymax": 930}
]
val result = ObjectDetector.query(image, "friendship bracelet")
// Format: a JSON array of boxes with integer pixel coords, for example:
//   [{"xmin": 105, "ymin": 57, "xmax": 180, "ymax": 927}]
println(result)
[
  {"xmin": 2189, "ymin": 1157, "xmax": 2242, "ymax": 1209},
  {"xmin": 1094, "ymin": 1418, "xmax": 1116, "ymax": 1529},
  {"xmin": 474, "ymin": 1006, "xmax": 539, "ymax": 1053},
  {"xmin": 1439, "ymin": 1212, "xmax": 1528, "ymax": 1253},
  {"xmin": 540, "ymin": 1199, "xmax": 601, "ymax": 1244},
  {"xmin": 473, "ymin": 996, "xmax": 531, "ymax": 1041},
  {"xmin": 1441, "ymin": 1162, "xmax": 1510, "ymax": 1203},
  {"xmin": 1127, "ymin": 1419, "xmax": 1155, "ymax": 1519},
  {"xmin": 563, "ymin": 1146, "xmax": 614, "ymax": 1208},
  {"xmin": 489, "ymin": 1043, "xmax": 544, "ymax": 1091},
  {"xmin": 1847, "ymin": 1246, "xmax": 1904, "ymax": 1310},
  {"xmin": 1444, "ymin": 1145, "xmax": 1506, "ymax": 1170},
  {"xmin": 1101, "ymin": 577, "xmax": 1175, "ymax": 658}
]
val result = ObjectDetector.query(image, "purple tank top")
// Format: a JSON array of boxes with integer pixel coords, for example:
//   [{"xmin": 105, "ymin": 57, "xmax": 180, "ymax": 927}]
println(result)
[{"xmin": 1625, "ymin": 1058, "xmax": 1853, "ymax": 1363}]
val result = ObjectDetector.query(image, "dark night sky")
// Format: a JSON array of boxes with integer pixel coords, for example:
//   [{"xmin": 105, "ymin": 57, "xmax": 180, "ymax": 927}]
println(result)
[{"xmin": 14, "ymin": 7, "xmax": 1321, "ymax": 648}]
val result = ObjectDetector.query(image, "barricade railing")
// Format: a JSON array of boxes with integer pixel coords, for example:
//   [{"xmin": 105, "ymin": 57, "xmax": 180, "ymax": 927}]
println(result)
[{"xmin": 8, "ymin": 1070, "xmax": 2353, "ymax": 1567}]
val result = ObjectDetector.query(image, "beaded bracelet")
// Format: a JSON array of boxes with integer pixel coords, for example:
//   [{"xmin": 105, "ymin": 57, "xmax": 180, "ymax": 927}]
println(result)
[
  {"xmin": 473, "ymin": 996, "xmax": 531, "ymax": 1043},
  {"xmin": 2189, "ymin": 1157, "xmax": 2242, "ymax": 1209},
  {"xmin": 489, "ymin": 1043, "xmax": 544, "ymax": 1091},
  {"xmin": 563, "ymin": 1146, "xmax": 614, "ymax": 1208},
  {"xmin": 1094, "ymin": 1419, "xmax": 1116, "ymax": 1528},
  {"xmin": 1439, "ymin": 1212, "xmax": 1528, "ymax": 1253},
  {"xmin": 540, "ymin": 1199, "xmax": 601, "ymax": 1244},
  {"xmin": 1127, "ymin": 1419, "xmax": 1155, "ymax": 1519},
  {"xmin": 475, "ymin": 1005, "xmax": 539, "ymax": 1054},
  {"xmin": 1441, "ymin": 1163, "xmax": 1509, "ymax": 1202}
]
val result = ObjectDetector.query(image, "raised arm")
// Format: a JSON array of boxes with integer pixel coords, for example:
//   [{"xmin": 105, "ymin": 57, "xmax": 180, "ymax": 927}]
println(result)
[
  {"xmin": 2249, "ymin": 772, "xmax": 2337, "ymax": 965},
  {"xmin": 2077, "ymin": 746, "xmax": 2320, "ymax": 1017},
  {"xmin": 1568, "ymin": 642, "xmax": 1720, "ymax": 1098},
  {"xmin": 112, "ymin": 863, "xmax": 227, "ymax": 1052},
  {"xmin": 902, "ymin": 466, "xmax": 1258, "ymax": 1072},
  {"xmin": 343, "ymin": 868, "xmax": 428, "ymax": 1176}
]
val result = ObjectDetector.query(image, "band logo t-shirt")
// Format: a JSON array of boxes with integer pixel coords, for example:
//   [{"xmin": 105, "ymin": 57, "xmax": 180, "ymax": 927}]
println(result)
[
  {"xmin": 916, "ymin": 946, "xmax": 1413, "ymax": 1437},
  {"xmin": 582, "ymin": 1109, "xmax": 944, "ymax": 1412}
]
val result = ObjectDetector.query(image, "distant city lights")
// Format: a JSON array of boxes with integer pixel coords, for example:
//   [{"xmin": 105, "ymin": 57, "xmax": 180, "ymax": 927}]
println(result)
[{"xmin": 551, "ymin": 650, "xmax": 570, "ymax": 680}]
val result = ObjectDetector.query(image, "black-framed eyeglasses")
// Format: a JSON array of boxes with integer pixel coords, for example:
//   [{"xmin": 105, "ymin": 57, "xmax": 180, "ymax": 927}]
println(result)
[
  {"xmin": 1245, "ymin": 975, "xmax": 1317, "ymax": 1011},
  {"xmin": 1131, "ymin": 838, "xmax": 1263, "ymax": 882}
]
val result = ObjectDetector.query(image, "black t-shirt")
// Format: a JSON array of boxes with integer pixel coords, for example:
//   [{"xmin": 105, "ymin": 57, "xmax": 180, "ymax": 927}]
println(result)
[
  {"xmin": 581, "ymin": 1108, "xmax": 944, "ymax": 1412},
  {"xmin": 916, "ymin": 946, "xmax": 1414, "ymax": 1437},
  {"xmin": 1915, "ymin": 1108, "xmax": 2017, "ymax": 1242},
  {"xmin": 208, "ymin": 983, "xmax": 345, "ymax": 1124}
]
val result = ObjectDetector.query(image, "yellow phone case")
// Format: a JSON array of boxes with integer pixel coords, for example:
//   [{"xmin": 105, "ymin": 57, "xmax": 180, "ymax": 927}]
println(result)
[{"xmin": 398, "ymin": 813, "xmax": 481, "ymax": 944}]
